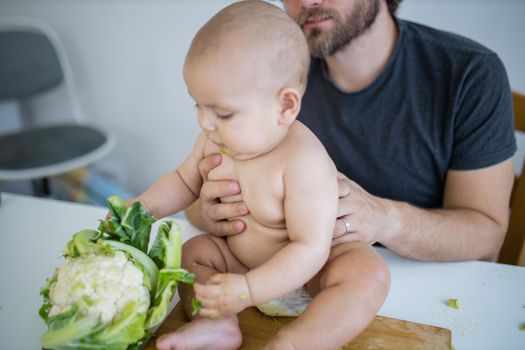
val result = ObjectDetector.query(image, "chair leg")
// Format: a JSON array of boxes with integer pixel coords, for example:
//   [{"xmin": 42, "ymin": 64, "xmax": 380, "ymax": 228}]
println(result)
[{"xmin": 31, "ymin": 177, "xmax": 51, "ymax": 197}]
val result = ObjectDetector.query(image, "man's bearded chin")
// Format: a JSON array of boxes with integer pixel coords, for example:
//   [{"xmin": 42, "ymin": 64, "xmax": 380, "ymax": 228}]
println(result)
[{"xmin": 299, "ymin": 0, "xmax": 380, "ymax": 58}]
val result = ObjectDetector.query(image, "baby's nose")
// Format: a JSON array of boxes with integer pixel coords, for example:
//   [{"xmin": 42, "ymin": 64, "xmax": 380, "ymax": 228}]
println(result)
[
  {"xmin": 198, "ymin": 112, "xmax": 217, "ymax": 132},
  {"xmin": 202, "ymin": 121, "xmax": 216, "ymax": 132}
]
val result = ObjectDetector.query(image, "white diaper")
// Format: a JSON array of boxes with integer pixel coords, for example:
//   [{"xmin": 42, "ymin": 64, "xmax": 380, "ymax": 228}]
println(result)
[{"xmin": 256, "ymin": 287, "xmax": 312, "ymax": 317}]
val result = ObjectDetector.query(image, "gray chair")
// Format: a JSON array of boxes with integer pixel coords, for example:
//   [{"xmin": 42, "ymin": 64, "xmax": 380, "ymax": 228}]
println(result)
[
  {"xmin": 498, "ymin": 91, "xmax": 525, "ymax": 266},
  {"xmin": 0, "ymin": 17, "xmax": 114, "ymax": 195}
]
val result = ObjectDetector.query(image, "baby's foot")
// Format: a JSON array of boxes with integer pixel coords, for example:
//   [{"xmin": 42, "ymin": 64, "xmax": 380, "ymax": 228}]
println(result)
[
  {"xmin": 156, "ymin": 316, "xmax": 242, "ymax": 350},
  {"xmin": 263, "ymin": 332, "xmax": 296, "ymax": 350}
]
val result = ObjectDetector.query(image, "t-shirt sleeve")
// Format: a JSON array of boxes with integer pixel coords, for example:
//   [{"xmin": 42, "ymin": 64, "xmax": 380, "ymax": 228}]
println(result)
[{"xmin": 449, "ymin": 52, "xmax": 516, "ymax": 170}]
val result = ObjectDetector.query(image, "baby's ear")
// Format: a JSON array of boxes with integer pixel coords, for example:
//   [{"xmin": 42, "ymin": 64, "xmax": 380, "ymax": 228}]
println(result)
[{"xmin": 278, "ymin": 87, "xmax": 301, "ymax": 126}]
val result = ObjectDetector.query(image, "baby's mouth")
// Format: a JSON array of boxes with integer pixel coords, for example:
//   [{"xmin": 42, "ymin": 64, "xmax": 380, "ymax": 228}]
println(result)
[
  {"xmin": 212, "ymin": 140, "xmax": 225, "ymax": 148},
  {"xmin": 209, "ymin": 138, "xmax": 229, "ymax": 154}
]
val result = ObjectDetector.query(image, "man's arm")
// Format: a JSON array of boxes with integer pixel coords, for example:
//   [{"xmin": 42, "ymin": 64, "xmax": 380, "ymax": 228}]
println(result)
[
  {"xmin": 335, "ymin": 157, "xmax": 514, "ymax": 261},
  {"xmin": 191, "ymin": 154, "xmax": 515, "ymax": 262}
]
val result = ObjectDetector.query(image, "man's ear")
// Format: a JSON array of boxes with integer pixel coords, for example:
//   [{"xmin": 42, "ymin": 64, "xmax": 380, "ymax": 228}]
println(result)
[{"xmin": 278, "ymin": 87, "xmax": 301, "ymax": 126}]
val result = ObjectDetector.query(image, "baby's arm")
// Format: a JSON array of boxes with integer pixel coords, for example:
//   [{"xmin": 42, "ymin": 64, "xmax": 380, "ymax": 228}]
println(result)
[
  {"xmin": 133, "ymin": 133, "xmax": 207, "ymax": 219},
  {"xmin": 246, "ymin": 141, "xmax": 338, "ymax": 305}
]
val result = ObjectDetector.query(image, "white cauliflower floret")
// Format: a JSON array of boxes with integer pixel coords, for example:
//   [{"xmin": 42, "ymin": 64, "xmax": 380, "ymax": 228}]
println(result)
[{"xmin": 48, "ymin": 251, "xmax": 150, "ymax": 324}]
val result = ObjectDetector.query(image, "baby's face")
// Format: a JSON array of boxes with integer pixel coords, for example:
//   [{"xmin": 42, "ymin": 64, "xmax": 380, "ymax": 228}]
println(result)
[{"xmin": 184, "ymin": 51, "xmax": 288, "ymax": 160}]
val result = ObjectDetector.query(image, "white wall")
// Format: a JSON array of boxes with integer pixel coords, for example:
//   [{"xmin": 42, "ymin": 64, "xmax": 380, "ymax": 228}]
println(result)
[
  {"xmin": 1, "ymin": 0, "xmax": 524, "ymax": 195},
  {"xmin": 0, "ymin": 0, "xmax": 237, "ymax": 194}
]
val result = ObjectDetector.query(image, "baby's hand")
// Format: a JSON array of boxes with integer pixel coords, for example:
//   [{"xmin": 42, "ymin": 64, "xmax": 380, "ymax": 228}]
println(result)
[
  {"xmin": 194, "ymin": 273, "xmax": 252, "ymax": 319},
  {"xmin": 100, "ymin": 199, "xmax": 139, "ymax": 234},
  {"xmin": 98, "ymin": 211, "xmax": 114, "ymax": 234}
]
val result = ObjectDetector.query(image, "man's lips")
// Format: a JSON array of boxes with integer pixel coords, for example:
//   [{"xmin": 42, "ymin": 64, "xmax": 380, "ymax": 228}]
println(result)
[
  {"xmin": 298, "ymin": 10, "xmax": 332, "ymax": 28},
  {"xmin": 298, "ymin": 7, "xmax": 337, "ymax": 30},
  {"xmin": 302, "ymin": 16, "xmax": 332, "ymax": 29}
]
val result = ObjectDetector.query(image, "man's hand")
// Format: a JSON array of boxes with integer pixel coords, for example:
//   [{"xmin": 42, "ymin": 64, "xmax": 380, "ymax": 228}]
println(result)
[
  {"xmin": 332, "ymin": 159, "xmax": 513, "ymax": 261},
  {"xmin": 188, "ymin": 153, "xmax": 249, "ymax": 236},
  {"xmin": 194, "ymin": 273, "xmax": 252, "ymax": 319},
  {"xmin": 332, "ymin": 172, "xmax": 399, "ymax": 246}
]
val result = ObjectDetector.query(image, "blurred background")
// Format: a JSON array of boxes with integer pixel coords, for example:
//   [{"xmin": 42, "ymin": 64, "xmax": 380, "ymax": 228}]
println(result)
[{"xmin": 0, "ymin": 0, "xmax": 524, "ymax": 205}]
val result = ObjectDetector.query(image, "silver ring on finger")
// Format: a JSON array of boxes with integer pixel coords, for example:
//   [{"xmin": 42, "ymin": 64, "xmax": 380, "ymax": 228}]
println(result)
[{"xmin": 339, "ymin": 217, "xmax": 352, "ymax": 234}]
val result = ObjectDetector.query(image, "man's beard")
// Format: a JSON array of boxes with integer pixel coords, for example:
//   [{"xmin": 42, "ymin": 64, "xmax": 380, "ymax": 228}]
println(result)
[{"xmin": 297, "ymin": 0, "xmax": 380, "ymax": 57}]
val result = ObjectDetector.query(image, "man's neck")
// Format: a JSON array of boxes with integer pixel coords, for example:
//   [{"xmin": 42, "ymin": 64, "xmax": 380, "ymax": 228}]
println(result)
[{"xmin": 325, "ymin": 1, "xmax": 398, "ymax": 93}]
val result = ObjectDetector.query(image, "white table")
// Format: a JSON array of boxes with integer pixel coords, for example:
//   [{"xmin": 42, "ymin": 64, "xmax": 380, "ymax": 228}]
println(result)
[{"xmin": 1, "ymin": 193, "xmax": 524, "ymax": 350}]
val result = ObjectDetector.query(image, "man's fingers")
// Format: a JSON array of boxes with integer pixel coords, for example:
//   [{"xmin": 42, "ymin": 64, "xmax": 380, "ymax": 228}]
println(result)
[
  {"xmin": 197, "ymin": 155, "xmax": 249, "ymax": 237},
  {"xmin": 198, "ymin": 153, "xmax": 222, "ymax": 180},
  {"xmin": 200, "ymin": 180, "xmax": 241, "ymax": 202},
  {"xmin": 331, "ymin": 233, "xmax": 360, "ymax": 246},
  {"xmin": 337, "ymin": 191, "xmax": 354, "ymax": 217},
  {"xmin": 211, "ymin": 220, "xmax": 246, "ymax": 236},
  {"xmin": 338, "ymin": 177, "xmax": 352, "ymax": 198},
  {"xmin": 199, "ymin": 179, "xmax": 248, "ymax": 236},
  {"xmin": 207, "ymin": 201, "xmax": 248, "ymax": 221},
  {"xmin": 333, "ymin": 218, "xmax": 348, "ymax": 238}
]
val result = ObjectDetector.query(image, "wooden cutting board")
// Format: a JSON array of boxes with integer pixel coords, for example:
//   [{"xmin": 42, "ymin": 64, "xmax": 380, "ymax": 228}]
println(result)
[{"xmin": 145, "ymin": 304, "xmax": 451, "ymax": 350}]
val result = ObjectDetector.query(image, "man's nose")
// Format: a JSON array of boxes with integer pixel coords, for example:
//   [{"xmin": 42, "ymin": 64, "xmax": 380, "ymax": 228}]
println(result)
[{"xmin": 300, "ymin": 0, "xmax": 324, "ymax": 8}]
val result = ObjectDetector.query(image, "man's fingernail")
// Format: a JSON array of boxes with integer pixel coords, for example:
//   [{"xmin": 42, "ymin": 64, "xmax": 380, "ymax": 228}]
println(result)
[
  {"xmin": 233, "ymin": 221, "xmax": 244, "ymax": 232},
  {"xmin": 229, "ymin": 182, "xmax": 240, "ymax": 193},
  {"xmin": 237, "ymin": 203, "xmax": 248, "ymax": 214}
]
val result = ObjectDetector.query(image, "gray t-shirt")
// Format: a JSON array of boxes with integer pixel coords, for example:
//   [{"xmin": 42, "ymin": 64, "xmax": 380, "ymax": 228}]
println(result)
[{"xmin": 298, "ymin": 19, "xmax": 516, "ymax": 208}]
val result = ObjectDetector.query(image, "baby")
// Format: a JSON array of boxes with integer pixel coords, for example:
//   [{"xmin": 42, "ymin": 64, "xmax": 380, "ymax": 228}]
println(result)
[{"xmin": 132, "ymin": 1, "xmax": 365, "ymax": 349}]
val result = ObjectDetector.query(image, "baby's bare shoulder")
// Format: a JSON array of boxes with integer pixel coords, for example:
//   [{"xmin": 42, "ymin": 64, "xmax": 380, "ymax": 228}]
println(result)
[
  {"xmin": 277, "ymin": 122, "xmax": 337, "ymax": 185},
  {"xmin": 284, "ymin": 121, "xmax": 333, "ymax": 160}
]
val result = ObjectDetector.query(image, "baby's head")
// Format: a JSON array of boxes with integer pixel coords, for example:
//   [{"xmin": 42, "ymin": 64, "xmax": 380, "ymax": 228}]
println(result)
[
  {"xmin": 186, "ymin": 0, "xmax": 309, "ymax": 95},
  {"xmin": 184, "ymin": 0, "xmax": 310, "ymax": 160}
]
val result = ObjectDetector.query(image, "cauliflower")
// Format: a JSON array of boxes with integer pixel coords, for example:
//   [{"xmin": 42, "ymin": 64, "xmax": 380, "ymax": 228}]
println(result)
[
  {"xmin": 48, "ymin": 251, "xmax": 150, "ymax": 324},
  {"xmin": 39, "ymin": 196, "xmax": 195, "ymax": 350}
]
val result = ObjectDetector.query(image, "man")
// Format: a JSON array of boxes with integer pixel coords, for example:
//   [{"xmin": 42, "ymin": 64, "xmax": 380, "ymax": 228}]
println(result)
[
  {"xmin": 159, "ymin": 1, "xmax": 514, "ymax": 348},
  {"xmin": 186, "ymin": 0, "xmax": 516, "ymax": 261}
]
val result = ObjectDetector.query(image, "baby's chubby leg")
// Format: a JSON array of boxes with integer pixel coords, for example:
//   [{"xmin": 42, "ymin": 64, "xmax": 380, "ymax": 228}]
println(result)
[
  {"xmin": 178, "ymin": 234, "xmax": 249, "ymax": 317},
  {"xmin": 265, "ymin": 242, "xmax": 390, "ymax": 350},
  {"xmin": 156, "ymin": 234, "xmax": 249, "ymax": 350}
]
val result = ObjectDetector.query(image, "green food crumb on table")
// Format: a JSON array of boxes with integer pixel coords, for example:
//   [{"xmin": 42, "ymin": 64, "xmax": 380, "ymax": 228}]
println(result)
[{"xmin": 446, "ymin": 298, "xmax": 460, "ymax": 309}]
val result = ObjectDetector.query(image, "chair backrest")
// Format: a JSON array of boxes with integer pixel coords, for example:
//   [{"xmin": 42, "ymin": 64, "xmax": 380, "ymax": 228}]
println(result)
[
  {"xmin": 0, "ymin": 30, "xmax": 63, "ymax": 100},
  {"xmin": 0, "ymin": 16, "xmax": 85, "ymax": 123},
  {"xmin": 0, "ymin": 16, "xmax": 115, "ymax": 182},
  {"xmin": 498, "ymin": 91, "xmax": 525, "ymax": 266}
]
